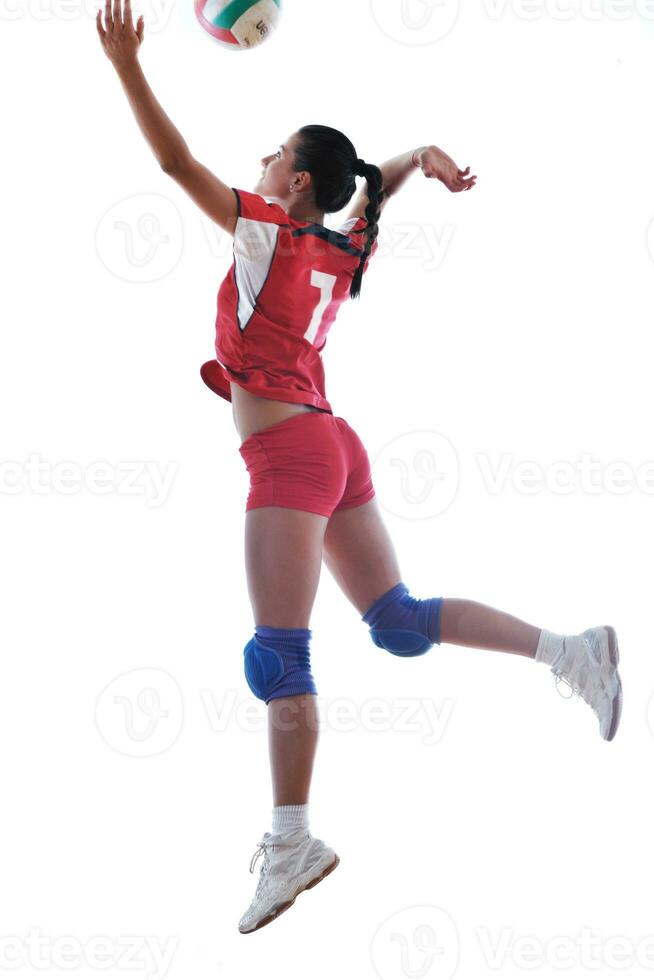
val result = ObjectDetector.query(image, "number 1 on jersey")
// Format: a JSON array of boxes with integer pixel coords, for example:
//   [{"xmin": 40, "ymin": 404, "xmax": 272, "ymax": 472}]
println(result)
[{"xmin": 305, "ymin": 270, "xmax": 337, "ymax": 346}]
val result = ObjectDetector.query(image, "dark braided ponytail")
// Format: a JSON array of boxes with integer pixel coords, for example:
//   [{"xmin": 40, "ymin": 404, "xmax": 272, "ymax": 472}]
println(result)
[
  {"xmin": 294, "ymin": 125, "xmax": 384, "ymax": 299},
  {"xmin": 350, "ymin": 159, "xmax": 383, "ymax": 299}
]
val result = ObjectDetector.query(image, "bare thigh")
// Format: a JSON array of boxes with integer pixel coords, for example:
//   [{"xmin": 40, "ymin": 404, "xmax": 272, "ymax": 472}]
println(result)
[
  {"xmin": 244, "ymin": 506, "xmax": 329, "ymax": 628},
  {"xmin": 322, "ymin": 497, "xmax": 402, "ymax": 616}
]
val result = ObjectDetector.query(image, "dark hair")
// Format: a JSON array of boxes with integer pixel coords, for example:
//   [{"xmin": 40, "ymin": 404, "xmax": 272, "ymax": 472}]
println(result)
[{"xmin": 293, "ymin": 124, "xmax": 384, "ymax": 299}]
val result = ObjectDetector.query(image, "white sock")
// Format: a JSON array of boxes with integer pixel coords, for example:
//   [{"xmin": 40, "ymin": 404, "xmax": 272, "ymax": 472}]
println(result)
[
  {"xmin": 535, "ymin": 629, "xmax": 573, "ymax": 667},
  {"xmin": 271, "ymin": 804, "xmax": 309, "ymax": 837}
]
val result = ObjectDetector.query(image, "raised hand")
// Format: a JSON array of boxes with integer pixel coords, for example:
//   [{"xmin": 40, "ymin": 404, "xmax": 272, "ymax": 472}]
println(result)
[
  {"xmin": 96, "ymin": 0, "xmax": 145, "ymax": 67},
  {"xmin": 415, "ymin": 145, "xmax": 477, "ymax": 193}
]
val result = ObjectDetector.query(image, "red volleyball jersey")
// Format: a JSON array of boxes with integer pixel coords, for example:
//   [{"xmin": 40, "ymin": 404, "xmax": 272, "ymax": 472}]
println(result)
[{"xmin": 200, "ymin": 188, "xmax": 378, "ymax": 414}]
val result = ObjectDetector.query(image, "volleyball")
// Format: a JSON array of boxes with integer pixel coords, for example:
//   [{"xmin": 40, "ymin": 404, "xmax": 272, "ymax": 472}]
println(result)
[{"xmin": 194, "ymin": 0, "xmax": 281, "ymax": 49}]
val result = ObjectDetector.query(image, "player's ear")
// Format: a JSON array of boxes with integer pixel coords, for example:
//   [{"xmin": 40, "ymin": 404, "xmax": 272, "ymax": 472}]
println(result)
[{"xmin": 290, "ymin": 169, "xmax": 312, "ymax": 194}]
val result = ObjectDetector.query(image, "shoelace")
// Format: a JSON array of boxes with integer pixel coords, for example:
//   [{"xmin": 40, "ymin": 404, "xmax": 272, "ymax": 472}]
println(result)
[
  {"xmin": 250, "ymin": 829, "xmax": 312, "ymax": 868},
  {"xmin": 552, "ymin": 651, "xmax": 594, "ymax": 708},
  {"xmin": 553, "ymin": 668, "xmax": 580, "ymax": 700},
  {"xmin": 247, "ymin": 840, "xmax": 275, "ymax": 904},
  {"xmin": 249, "ymin": 839, "xmax": 271, "ymax": 875}
]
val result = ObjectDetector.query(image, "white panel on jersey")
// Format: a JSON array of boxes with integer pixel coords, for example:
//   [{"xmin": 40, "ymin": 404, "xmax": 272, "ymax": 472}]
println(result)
[
  {"xmin": 233, "ymin": 216, "xmax": 279, "ymax": 331},
  {"xmin": 334, "ymin": 217, "xmax": 360, "ymax": 235}
]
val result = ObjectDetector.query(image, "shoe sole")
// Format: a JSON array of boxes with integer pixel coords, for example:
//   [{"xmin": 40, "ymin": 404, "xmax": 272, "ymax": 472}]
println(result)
[
  {"xmin": 238, "ymin": 853, "xmax": 340, "ymax": 934},
  {"xmin": 603, "ymin": 625, "xmax": 622, "ymax": 742}
]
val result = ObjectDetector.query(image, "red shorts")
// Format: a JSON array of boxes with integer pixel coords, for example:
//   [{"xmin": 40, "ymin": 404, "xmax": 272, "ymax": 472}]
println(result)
[{"xmin": 238, "ymin": 411, "xmax": 376, "ymax": 518}]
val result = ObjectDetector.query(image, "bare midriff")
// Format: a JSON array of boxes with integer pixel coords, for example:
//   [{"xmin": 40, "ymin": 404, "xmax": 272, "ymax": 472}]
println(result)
[{"xmin": 230, "ymin": 381, "xmax": 323, "ymax": 445}]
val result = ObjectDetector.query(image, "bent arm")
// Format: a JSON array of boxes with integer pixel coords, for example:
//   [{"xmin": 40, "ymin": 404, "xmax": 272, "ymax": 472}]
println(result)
[
  {"xmin": 114, "ymin": 61, "xmax": 237, "ymax": 234},
  {"xmin": 379, "ymin": 147, "xmax": 427, "ymax": 197},
  {"xmin": 346, "ymin": 144, "xmax": 476, "ymax": 222},
  {"xmin": 346, "ymin": 148, "xmax": 423, "ymax": 222}
]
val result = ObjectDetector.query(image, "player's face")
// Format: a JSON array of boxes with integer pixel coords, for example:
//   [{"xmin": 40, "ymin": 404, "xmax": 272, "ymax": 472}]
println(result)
[{"xmin": 254, "ymin": 132, "xmax": 302, "ymax": 197}]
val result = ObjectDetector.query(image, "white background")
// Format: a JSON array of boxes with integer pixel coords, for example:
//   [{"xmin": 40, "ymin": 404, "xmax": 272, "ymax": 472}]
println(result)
[{"xmin": 1, "ymin": 0, "xmax": 653, "ymax": 976}]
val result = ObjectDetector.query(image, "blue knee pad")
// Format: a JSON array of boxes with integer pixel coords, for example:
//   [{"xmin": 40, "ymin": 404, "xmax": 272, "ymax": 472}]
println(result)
[
  {"xmin": 362, "ymin": 581, "xmax": 442, "ymax": 656},
  {"xmin": 244, "ymin": 626, "xmax": 317, "ymax": 703}
]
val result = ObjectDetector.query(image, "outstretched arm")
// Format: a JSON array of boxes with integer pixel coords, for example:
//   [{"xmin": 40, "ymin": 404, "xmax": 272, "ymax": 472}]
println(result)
[
  {"xmin": 346, "ymin": 145, "xmax": 477, "ymax": 222},
  {"xmin": 96, "ymin": 0, "xmax": 237, "ymax": 235}
]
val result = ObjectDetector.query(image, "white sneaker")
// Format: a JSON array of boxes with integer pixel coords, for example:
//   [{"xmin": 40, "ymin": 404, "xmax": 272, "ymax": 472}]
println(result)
[
  {"xmin": 546, "ymin": 625, "xmax": 623, "ymax": 741},
  {"xmin": 238, "ymin": 829, "xmax": 339, "ymax": 934}
]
